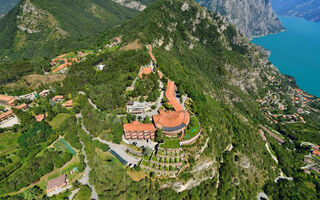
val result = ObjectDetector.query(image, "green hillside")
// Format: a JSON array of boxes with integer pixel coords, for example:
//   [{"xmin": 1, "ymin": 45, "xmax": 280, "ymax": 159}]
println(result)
[
  {"xmin": 0, "ymin": 0, "xmax": 139, "ymax": 60},
  {"xmin": 0, "ymin": 0, "xmax": 319, "ymax": 199}
]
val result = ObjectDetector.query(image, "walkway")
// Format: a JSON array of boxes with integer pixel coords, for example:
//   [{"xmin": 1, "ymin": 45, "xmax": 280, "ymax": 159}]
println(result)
[{"xmin": 68, "ymin": 188, "xmax": 80, "ymax": 200}]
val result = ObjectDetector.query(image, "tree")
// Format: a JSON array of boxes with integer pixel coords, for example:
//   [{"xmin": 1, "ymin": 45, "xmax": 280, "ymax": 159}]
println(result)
[
  {"xmin": 144, "ymin": 116, "xmax": 151, "ymax": 123},
  {"xmin": 143, "ymin": 147, "xmax": 152, "ymax": 156},
  {"xmin": 155, "ymin": 129, "xmax": 163, "ymax": 143}
]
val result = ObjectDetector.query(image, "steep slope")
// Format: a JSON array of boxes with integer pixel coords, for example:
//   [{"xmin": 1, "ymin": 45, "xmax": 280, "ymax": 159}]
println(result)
[
  {"xmin": 272, "ymin": 0, "xmax": 320, "ymax": 22},
  {"xmin": 0, "ymin": 0, "xmax": 19, "ymax": 17},
  {"xmin": 196, "ymin": 0, "xmax": 285, "ymax": 38},
  {"xmin": 0, "ymin": 0, "xmax": 139, "ymax": 60},
  {"xmin": 57, "ymin": 0, "xmax": 319, "ymax": 199}
]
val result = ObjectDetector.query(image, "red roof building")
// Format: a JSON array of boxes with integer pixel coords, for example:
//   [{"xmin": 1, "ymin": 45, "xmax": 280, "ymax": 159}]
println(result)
[
  {"xmin": 153, "ymin": 81, "xmax": 190, "ymax": 137},
  {"xmin": 0, "ymin": 95, "xmax": 16, "ymax": 106},
  {"xmin": 0, "ymin": 110, "xmax": 14, "ymax": 122},
  {"xmin": 15, "ymin": 103, "xmax": 27, "ymax": 110},
  {"xmin": 46, "ymin": 174, "xmax": 67, "ymax": 193},
  {"xmin": 148, "ymin": 45, "xmax": 156, "ymax": 62},
  {"xmin": 140, "ymin": 67, "xmax": 152, "ymax": 78},
  {"xmin": 63, "ymin": 100, "xmax": 73, "ymax": 108},
  {"xmin": 52, "ymin": 95, "xmax": 64, "ymax": 102},
  {"xmin": 313, "ymin": 150, "xmax": 320, "ymax": 157},
  {"xmin": 123, "ymin": 121, "xmax": 156, "ymax": 140},
  {"xmin": 35, "ymin": 114, "xmax": 46, "ymax": 122}
]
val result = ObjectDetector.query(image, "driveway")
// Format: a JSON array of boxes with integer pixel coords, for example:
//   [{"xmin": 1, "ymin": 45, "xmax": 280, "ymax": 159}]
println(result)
[
  {"xmin": 0, "ymin": 116, "xmax": 20, "ymax": 128},
  {"xmin": 122, "ymin": 136, "xmax": 157, "ymax": 150},
  {"xmin": 47, "ymin": 185, "xmax": 72, "ymax": 197}
]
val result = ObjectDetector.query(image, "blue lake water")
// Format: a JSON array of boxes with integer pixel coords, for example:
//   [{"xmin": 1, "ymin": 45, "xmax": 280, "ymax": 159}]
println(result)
[{"xmin": 251, "ymin": 16, "xmax": 320, "ymax": 97}]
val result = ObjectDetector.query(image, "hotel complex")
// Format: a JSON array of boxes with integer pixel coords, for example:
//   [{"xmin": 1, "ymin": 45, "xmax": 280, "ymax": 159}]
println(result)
[{"xmin": 123, "ymin": 80, "xmax": 190, "ymax": 139}]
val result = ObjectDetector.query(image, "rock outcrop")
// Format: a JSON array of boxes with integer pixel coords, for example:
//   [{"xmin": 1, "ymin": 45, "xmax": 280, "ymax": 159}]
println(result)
[
  {"xmin": 271, "ymin": 0, "xmax": 320, "ymax": 22},
  {"xmin": 197, "ymin": 0, "xmax": 285, "ymax": 38}
]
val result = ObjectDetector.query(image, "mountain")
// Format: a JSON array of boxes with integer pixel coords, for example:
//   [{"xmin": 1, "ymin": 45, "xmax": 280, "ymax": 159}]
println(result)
[
  {"xmin": 272, "ymin": 0, "xmax": 320, "ymax": 22},
  {"xmin": 0, "ymin": 0, "xmax": 140, "ymax": 60},
  {"xmin": 1, "ymin": 0, "xmax": 319, "ymax": 199},
  {"xmin": 0, "ymin": 0, "xmax": 19, "ymax": 17},
  {"xmin": 196, "ymin": 0, "xmax": 285, "ymax": 38}
]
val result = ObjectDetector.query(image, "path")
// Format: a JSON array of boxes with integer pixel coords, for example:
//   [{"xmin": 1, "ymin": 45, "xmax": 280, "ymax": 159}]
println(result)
[
  {"xmin": 78, "ymin": 91, "xmax": 101, "ymax": 112},
  {"xmin": 76, "ymin": 114, "xmax": 99, "ymax": 200},
  {"xmin": 257, "ymin": 192, "xmax": 269, "ymax": 200},
  {"xmin": 265, "ymin": 143, "xmax": 278, "ymax": 164},
  {"xmin": 127, "ymin": 66, "xmax": 143, "ymax": 91},
  {"xmin": 68, "ymin": 188, "xmax": 80, "ymax": 200}
]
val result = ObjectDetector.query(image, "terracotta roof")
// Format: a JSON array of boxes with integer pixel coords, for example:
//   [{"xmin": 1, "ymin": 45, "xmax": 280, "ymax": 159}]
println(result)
[
  {"xmin": 35, "ymin": 114, "xmax": 46, "ymax": 122},
  {"xmin": 153, "ymin": 110, "xmax": 189, "ymax": 130},
  {"xmin": 166, "ymin": 81, "xmax": 183, "ymax": 111},
  {"xmin": 140, "ymin": 67, "xmax": 152, "ymax": 78},
  {"xmin": 47, "ymin": 174, "xmax": 67, "ymax": 191},
  {"xmin": 15, "ymin": 103, "xmax": 27, "ymax": 110},
  {"xmin": 123, "ymin": 121, "xmax": 156, "ymax": 132},
  {"xmin": 313, "ymin": 150, "xmax": 320, "ymax": 157},
  {"xmin": 148, "ymin": 45, "xmax": 156, "ymax": 61},
  {"xmin": 0, "ymin": 95, "xmax": 16, "ymax": 106},
  {"xmin": 63, "ymin": 100, "xmax": 73, "ymax": 107},
  {"xmin": 52, "ymin": 96, "xmax": 64, "ymax": 101},
  {"xmin": 0, "ymin": 110, "xmax": 14, "ymax": 120}
]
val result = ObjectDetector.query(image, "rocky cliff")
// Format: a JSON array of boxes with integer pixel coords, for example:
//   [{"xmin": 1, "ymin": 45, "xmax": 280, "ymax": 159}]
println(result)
[
  {"xmin": 197, "ymin": 0, "xmax": 285, "ymax": 38},
  {"xmin": 272, "ymin": 0, "xmax": 320, "ymax": 22}
]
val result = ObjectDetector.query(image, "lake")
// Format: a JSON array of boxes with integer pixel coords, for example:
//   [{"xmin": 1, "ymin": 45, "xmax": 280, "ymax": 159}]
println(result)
[{"xmin": 251, "ymin": 16, "xmax": 320, "ymax": 97}]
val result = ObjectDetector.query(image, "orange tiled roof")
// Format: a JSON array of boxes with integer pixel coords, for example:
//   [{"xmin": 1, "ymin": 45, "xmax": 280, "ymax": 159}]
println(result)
[
  {"xmin": 15, "ymin": 103, "xmax": 27, "ymax": 110},
  {"xmin": 35, "ymin": 114, "xmax": 46, "ymax": 122},
  {"xmin": 140, "ymin": 67, "xmax": 152, "ymax": 78},
  {"xmin": 52, "ymin": 96, "xmax": 64, "ymax": 101},
  {"xmin": 166, "ymin": 81, "xmax": 184, "ymax": 111},
  {"xmin": 313, "ymin": 150, "xmax": 320, "ymax": 157},
  {"xmin": 0, "ymin": 110, "xmax": 14, "ymax": 120},
  {"xmin": 153, "ymin": 110, "xmax": 189, "ymax": 129},
  {"xmin": 148, "ymin": 45, "xmax": 156, "ymax": 61},
  {"xmin": 63, "ymin": 100, "xmax": 73, "ymax": 107},
  {"xmin": 0, "ymin": 95, "xmax": 16, "ymax": 106},
  {"xmin": 123, "ymin": 121, "xmax": 156, "ymax": 132}
]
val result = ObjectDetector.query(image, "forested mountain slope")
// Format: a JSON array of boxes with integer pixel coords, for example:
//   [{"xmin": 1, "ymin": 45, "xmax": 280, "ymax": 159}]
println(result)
[
  {"xmin": 0, "ymin": 0, "xmax": 19, "ymax": 16},
  {"xmin": 57, "ymin": 0, "xmax": 319, "ymax": 199},
  {"xmin": 196, "ymin": 0, "xmax": 285, "ymax": 38},
  {"xmin": 0, "ymin": 0, "xmax": 139, "ymax": 60},
  {"xmin": 272, "ymin": 0, "xmax": 320, "ymax": 22},
  {"xmin": 0, "ymin": 0, "xmax": 319, "ymax": 199}
]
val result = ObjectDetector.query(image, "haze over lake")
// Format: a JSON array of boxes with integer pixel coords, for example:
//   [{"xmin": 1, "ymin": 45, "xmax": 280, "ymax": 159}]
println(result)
[{"xmin": 251, "ymin": 16, "xmax": 320, "ymax": 97}]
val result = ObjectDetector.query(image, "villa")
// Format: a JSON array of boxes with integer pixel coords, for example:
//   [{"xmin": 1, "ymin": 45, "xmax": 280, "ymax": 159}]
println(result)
[
  {"xmin": 63, "ymin": 100, "xmax": 73, "ymax": 108},
  {"xmin": 123, "ymin": 121, "xmax": 156, "ymax": 140},
  {"xmin": 46, "ymin": 174, "xmax": 67, "ymax": 194},
  {"xmin": 140, "ymin": 66, "xmax": 153, "ymax": 78},
  {"xmin": 35, "ymin": 114, "xmax": 46, "ymax": 122}
]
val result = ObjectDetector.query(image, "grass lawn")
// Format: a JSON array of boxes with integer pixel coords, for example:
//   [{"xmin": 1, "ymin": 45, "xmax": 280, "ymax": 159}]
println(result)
[
  {"xmin": 127, "ymin": 170, "xmax": 147, "ymax": 181},
  {"xmin": 160, "ymin": 139, "xmax": 180, "ymax": 149},
  {"xmin": 312, "ymin": 154, "xmax": 320, "ymax": 161},
  {"xmin": 184, "ymin": 116, "xmax": 200, "ymax": 140},
  {"xmin": 74, "ymin": 184, "xmax": 91, "ymax": 200},
  {"xmin": 49, "ymin": 113, "xmax": 73, "ymax": 130},
  {"xmin": 0, "ymin": 131, "xmax": 21, "ymax": 155},
  {"xmin": 64, "ymin": 52, "xmax": 77, "ymax": 58}
]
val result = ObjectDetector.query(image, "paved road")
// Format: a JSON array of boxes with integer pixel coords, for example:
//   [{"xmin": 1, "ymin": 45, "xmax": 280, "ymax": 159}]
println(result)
[
  {"xmin": 94, "ymin": 138, "xmax": 140, "ymax": 166},
  {"xmin": 68, "ymin": 188, "xmax": 80, "ymax": 200},
  {"xmin": 76, "ymin": 114, "xmax": 99, "ymax": 200},
  {"xmin": 47, "ymin": 185, "xmax": 72, "ymax": 197},
  {"xmin": 257, "ymin": 192, "xmax": 269, "ymax": 200},
  {"xmin": 123, "ymin": 136, "xmax": 157, "ymax": 150}
]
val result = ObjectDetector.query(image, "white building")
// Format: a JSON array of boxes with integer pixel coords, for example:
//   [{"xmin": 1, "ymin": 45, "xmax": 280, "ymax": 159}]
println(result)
[
  {"xmin": 127, "ymin": 101, "xmax": 153, "ymax": 114},
  {"xmin": 97, "ymin": 64, "xmax": 106, "ymax": 71}
]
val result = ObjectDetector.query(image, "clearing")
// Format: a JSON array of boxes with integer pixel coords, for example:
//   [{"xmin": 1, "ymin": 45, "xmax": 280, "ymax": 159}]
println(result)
[{"xmin": 120, "ymin": 39, "xmax": 143, "ymax": 51}]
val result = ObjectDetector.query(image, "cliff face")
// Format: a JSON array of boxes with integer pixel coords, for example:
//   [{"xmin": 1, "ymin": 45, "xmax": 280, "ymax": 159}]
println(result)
[
  {"xmin": 197, "ymin": 0, "xmax": 285, "ymax": 38},
  {"xmin": 272, "ymin": 0, "xmax": 320, "ymax": 22}
]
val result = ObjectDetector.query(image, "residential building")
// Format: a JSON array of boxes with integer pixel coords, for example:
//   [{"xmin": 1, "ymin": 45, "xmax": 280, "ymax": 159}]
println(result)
[
  {"xmin": 39, "ymin": 90, "xmax": 50, "ymax": 97},
  {"xmin": 140, "ymin": 67, "xmax": 153, "ymax": 78},
  {"xmin": 35, "ymin": 114, "xmax": 46, "ymax": 122},
  {"xmin": 96, "ymin": 64, "xmax": 105, "ymax": 71},
  {"xmin": 0, "ymin": 95, "xmax": 16, "ymax": 106},
  {"xmin": 52, "ymin": 96, "xmax": 64, "ymax": 102},
  {"xmin": 63, "ymin": 100, "xmax": 73, "ymax": 108},
  {"xmin": 0, "ymin": 110, "xmax": 14, "ymax": 123},
  {"xmin": 127, "ymin": 101, "xmax": 153, "ymax": 114},
  {"xmin": 313, "ymin": 150, "xmax": 320, "ymax": 157},
  {"xmin": 15, "ymin": 103, "xmax": 27, "ymax": 110},
  {"xmin": 46, "ymin": 174, "xmax": 67, "ymax": 194},
  {"xmin": 123, "ymin": 121, "xmax": 156, "ymax": 140},
  {"xmin": 148, "ymin": 45, "xmax": 156, "ymax": 62}
]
